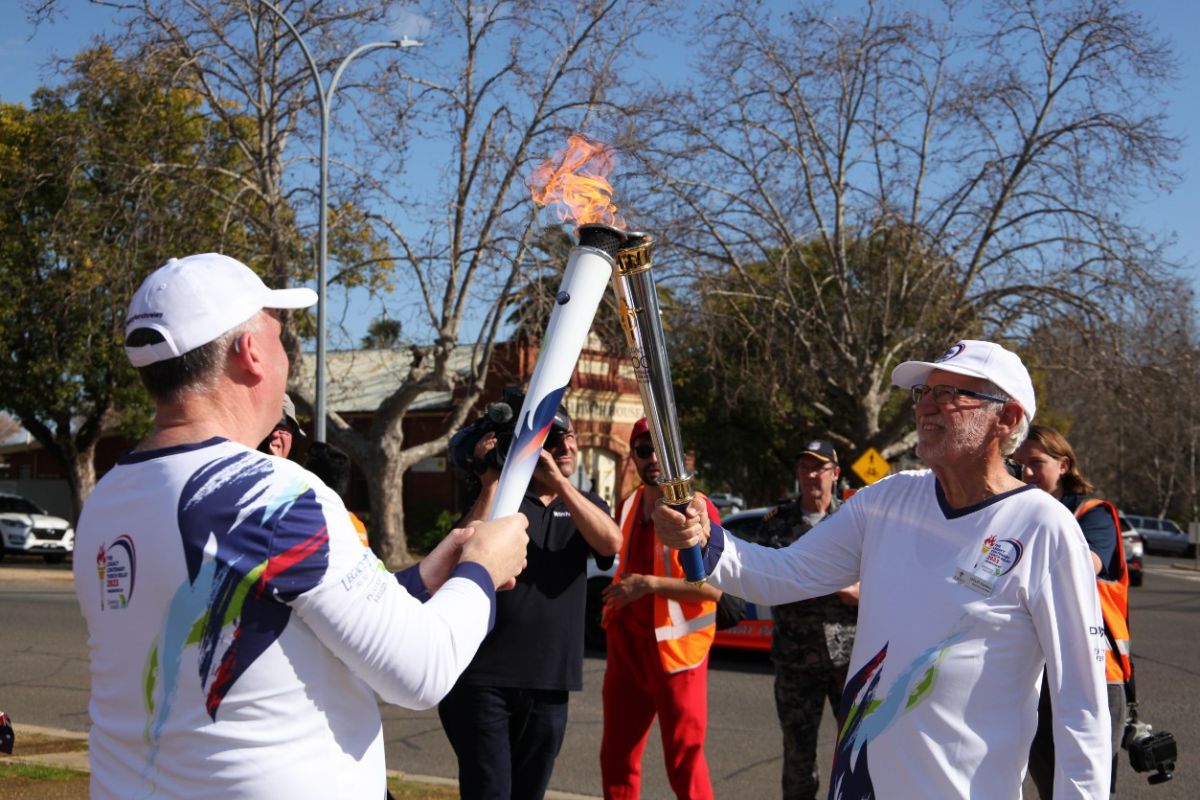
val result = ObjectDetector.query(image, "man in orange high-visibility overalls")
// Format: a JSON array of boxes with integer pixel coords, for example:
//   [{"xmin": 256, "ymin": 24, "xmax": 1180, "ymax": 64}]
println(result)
[{"xmin": 600, "ymin": 418, "xmax": 725, "ymax": 800}]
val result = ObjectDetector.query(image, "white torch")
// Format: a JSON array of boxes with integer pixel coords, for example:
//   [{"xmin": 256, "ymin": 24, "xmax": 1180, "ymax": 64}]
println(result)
[
  {"xmin": 486, "ymin": 136, "xmax": 625, "ymax": 518},
  {"xmin": 487, "ymin": 225, "xmax": 623, "ymax": 517}
]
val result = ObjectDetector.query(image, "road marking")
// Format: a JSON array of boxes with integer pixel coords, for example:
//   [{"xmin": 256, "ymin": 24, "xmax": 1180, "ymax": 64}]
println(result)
[{"xmin": 1141, "ymin": 564, "xmax": 1200, "ymax": 583}]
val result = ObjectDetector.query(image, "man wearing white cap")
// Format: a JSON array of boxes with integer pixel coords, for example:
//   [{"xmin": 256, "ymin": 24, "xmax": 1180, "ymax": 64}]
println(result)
[
  {"xmin": 73, "ymin": 253, "xmax": 529, "ymax": 799},
  {"xmin": 653, "ymin": 340, "xmax": 1110, "ymax": 798}
]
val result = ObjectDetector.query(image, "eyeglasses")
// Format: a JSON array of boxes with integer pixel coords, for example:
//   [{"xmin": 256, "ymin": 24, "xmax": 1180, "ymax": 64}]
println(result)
[
  {"xmin": 798, "ymin": 462, "xmax": 837, "ymax": 475},
  {"xmin": 632, "ymin": 444, "xmax": 655, "ymax": 459},
  {"xmin": 910, "ymin": 383, "xmax": 1007, "ymax": 406}
]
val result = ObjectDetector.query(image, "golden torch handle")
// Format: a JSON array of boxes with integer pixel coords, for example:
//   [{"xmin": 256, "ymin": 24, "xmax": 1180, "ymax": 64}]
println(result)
[{"xmin": 613, "ymin": 234, "xmax": 706, "ymax": 584}]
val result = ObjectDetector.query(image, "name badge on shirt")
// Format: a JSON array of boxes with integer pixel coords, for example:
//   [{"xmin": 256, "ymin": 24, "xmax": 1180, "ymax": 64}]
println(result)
[
  {"xmin": 953, "ymin": 567, "xmax": 996, "ymax": 597},
  {"xmin": 953, "ymin": 535, "xmax": 1025, "ymax": 597}
]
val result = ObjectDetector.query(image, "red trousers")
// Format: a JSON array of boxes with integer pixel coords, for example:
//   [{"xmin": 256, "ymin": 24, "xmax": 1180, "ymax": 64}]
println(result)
[{"xmin": 600, "ymin": 619, "xmax": 712, "ymax": 800}]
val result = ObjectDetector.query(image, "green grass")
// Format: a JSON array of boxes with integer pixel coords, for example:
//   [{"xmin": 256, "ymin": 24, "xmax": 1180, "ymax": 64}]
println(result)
[
  {"xmin": 0, "ymin": 762, "xmax": 86, "ymax": 781},
  {"xmin": 0, "ymin": 759, "xmax": 456, "ymax": 797},
  {"xmin": 385, "ymin": 776, "xmax": 460, "ymax": 799}
]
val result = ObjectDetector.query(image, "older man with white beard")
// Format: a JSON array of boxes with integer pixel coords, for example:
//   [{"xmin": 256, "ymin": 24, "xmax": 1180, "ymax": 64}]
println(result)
[{"xmin": 653, "ymin": 340, "xmax": 1111, "ymax": 800}]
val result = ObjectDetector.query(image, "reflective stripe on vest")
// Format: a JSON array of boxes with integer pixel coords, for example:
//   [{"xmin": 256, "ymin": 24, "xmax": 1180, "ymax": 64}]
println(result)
[
  {"xmin": 1076, "ymin": 498, "xmax": 1132, "ymax": 683},
  {"xmin": 607, "ymin": 486, "xmax": 716, "ymax": 674}
]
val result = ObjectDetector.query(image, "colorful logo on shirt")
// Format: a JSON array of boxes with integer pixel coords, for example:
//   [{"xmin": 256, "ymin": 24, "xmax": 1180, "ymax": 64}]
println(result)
[
  {"xmin": 979, "ymin": 535, "xmax": 1023, "ymax": 576},
  {"xmin": 95, "ymin": 535, "xmax": 136, "ymax": 610},
  {"xmin": 141, "ymin": 451, "xmax": 330, "ymax": 760},
  {"xmin": 831, "ymin": 623, "xmax": 970, "ymax": 798}
]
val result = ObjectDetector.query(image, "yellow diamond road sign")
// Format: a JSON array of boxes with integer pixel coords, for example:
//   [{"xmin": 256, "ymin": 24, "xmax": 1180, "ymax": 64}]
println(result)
[{"xmin": 851, "ymin": 448, "xmax": 890, "ymax": 485}]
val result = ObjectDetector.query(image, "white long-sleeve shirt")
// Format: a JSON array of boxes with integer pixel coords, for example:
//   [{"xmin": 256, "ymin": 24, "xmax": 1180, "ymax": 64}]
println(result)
[
  {"xmin": 75, "ymin": 437, "xmax": 495, "ymax": 799},
  {"xmin": 702, "ymin": 469, "xmax": 1109, "ymax": 799}
]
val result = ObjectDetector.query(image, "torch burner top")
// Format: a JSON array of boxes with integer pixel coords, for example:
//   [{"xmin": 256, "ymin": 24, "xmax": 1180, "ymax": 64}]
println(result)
[{"xmin": 576, "ymin": 223, "xmax": 626, "ymax": 256}]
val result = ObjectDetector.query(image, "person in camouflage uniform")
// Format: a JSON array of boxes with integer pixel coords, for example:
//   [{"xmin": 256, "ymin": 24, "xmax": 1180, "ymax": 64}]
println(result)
[{"xmin": 760, "ymin": 440, "xmax": 859, "ymax": 800}]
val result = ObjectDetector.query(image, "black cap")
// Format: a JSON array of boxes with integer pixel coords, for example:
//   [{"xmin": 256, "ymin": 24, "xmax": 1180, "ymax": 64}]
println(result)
[{"xmin": 798, "ymin": 439, "xmax": 838, "ymax": 464}]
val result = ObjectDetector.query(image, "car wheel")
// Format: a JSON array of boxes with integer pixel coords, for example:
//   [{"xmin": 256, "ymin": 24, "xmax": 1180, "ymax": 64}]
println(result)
[
  {"xmin": 584, "ymin": 577, "xmax": 608, "ymax": 653},
  {"xmin": 43, "ymin": 553, "xmax": 67, "ymax": 565}
]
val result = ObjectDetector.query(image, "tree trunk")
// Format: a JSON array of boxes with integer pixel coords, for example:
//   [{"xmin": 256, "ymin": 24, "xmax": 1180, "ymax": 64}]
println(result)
[
  {"xmin": 367, "ymin": 442, "xmax": 410, "ymax": 569},
  {"xmin": 64, "ymin": 443, "xmax": 98, "ymax": 523}
]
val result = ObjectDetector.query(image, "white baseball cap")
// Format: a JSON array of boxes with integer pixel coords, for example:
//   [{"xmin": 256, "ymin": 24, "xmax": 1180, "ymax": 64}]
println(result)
[
  {"xmin": 891, "ymin": 340, "xmax": 1036, "ymax": 422},
  {"xmin": 125, "ymin": 253, "xmax": 317, "ymax": 367}
]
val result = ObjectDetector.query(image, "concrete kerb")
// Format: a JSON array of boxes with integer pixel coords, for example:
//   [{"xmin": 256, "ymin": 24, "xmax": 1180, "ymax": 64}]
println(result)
[
  {"xmin": 6, "ymin": 723, "xmax": 90, "ymax": 772},
  {"xmin": 8, "ymin": 724, "xmax": 600, "ymax": 800}
]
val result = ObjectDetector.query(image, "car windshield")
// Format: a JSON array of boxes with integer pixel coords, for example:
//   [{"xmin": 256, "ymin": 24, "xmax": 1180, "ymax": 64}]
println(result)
[
  {"xmin": 1160, "ymin": 519, "xmax": 1183, "ymax": 535},
  {"xmin": 0, "ymin": 496, "xmax": 45, "ymax": 515}
]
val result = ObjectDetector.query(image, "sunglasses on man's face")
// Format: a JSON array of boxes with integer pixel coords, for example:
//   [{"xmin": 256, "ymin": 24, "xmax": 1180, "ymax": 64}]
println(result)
[{"xmin": 633, "ymin": 444, "xmax": 655, "ymax": 459}]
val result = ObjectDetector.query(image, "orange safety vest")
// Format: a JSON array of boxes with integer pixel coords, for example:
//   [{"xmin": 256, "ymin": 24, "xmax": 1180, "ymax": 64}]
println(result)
[
  {"xmin": 349, "ymin": 511, "xmax": 369, "ymax": 549},
  {"xmin": 1076, "ymin": 498, "xmax": 1132, "ymax": 684},
  {"xmin": 602, "ymin": 486, "xmax": 716, "ymax": 674}
]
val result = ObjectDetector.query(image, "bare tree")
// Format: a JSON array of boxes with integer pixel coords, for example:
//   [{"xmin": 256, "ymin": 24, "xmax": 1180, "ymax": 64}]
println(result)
[
  {"xmin": 309, "ymin": 0, "xmax": 662, "ymax": 564},
  {"xmin": 631, "ymin": 0, "xmax": 1180, "ymax": 476},
  {"xmin": 27, "ymin": 0, "xmax": 661, "ymax": 561},
  {"xmin": 94, "ymin": 0, "xmax": 411, "ymax": 356},
  {"xmin": 1034, "ymin": 278, "xmax": 1200, "ymax": 523}
]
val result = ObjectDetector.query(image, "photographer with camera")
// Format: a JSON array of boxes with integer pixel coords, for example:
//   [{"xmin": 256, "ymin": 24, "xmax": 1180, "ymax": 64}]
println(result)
[{"xmin": 439, "ymin": 392, "xmax": 622, "ymax": 800}]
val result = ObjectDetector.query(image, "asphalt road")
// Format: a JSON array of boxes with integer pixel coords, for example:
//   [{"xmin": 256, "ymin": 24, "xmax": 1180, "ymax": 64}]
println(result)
[{"xmin": 3, "ymin": 555, "xmax": 1199, "ymax": 798}]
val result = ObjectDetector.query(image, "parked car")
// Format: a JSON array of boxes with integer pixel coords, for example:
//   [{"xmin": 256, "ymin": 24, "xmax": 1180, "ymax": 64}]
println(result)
[
  {"xmin": 1117, "ymin": 514, "xmax": 1144, "ymax": 587},
  {"xmin": 707, "ymin": 493, "xmax": 746, "ymax": 516},
  {"xmin": 713, "ymin": 507, "xmax": 775, "ymax": 651},
  {"xmin": 0, "ymin": 493, "xmax": 74, "ymax": 564},
  {"xmin": 1121, "ymin": 513, "xmax": 1194, "ymax": 559},
  {"xmin": 583, "ymin": 505, "xmax": 776, "ymax": 653}
]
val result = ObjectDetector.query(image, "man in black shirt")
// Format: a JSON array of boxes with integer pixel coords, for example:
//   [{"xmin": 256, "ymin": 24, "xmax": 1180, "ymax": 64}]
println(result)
[{"xmin": 439, "ymin": 408, "xmax": 622, "ymax": 799}]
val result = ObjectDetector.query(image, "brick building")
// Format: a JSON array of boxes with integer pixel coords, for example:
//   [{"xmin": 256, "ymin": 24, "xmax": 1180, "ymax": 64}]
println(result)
[{"xmin": 0, "ymin": 336, "xmax": 647, "ymax": 535}]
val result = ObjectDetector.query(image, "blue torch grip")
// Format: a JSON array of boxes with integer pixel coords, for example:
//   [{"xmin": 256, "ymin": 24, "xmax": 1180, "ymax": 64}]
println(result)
[{"xmin": 671, "ymin": 501, "xmax": 707, "ymax": 583}]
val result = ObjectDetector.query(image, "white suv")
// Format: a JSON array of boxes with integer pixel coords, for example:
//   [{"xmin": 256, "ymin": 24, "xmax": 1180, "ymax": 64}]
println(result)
[{"xmin": 0, "ymin": 493, "xmax": 74, "ymax": 564}]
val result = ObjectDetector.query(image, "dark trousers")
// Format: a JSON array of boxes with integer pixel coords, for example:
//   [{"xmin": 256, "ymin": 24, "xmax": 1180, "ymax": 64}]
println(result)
[
  {"xmin": 774, "ymin": 660, "xmax": 849, "ymax": 800},
  {"xmin": 1028, "ymin": 674, "xmax": 1124, "ymax": 797},
  {"xmin": 438, "ymin": 682, "xmax": 569, "ymax": 800}
]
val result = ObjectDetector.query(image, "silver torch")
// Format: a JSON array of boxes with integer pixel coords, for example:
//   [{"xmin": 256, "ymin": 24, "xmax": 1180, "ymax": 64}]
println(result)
[{"xmin": 613, "ymin": 233, "xmax": 706, "ymax": 583}]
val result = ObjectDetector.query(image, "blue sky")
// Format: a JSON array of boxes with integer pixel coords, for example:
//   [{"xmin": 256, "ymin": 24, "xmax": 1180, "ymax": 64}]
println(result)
[{"xmin": 3, "ymin": 1, "xmax": 1197, "ymax": 313}]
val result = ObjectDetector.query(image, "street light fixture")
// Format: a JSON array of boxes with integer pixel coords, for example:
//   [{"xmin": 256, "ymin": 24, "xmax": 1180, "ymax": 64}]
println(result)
[{"xmin": 253, "ymin": 1, "xmax": 422, "ymax": 441}]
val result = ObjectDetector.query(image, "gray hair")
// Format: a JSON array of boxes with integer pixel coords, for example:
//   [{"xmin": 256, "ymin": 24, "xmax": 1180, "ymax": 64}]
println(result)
[
  {"xmin": 130, "ymin": 313, "xmax": 266, "ymax": 401},
  {"xmin": 983, "ymin": 381, "xmax": 1029, "ymax": 455}
]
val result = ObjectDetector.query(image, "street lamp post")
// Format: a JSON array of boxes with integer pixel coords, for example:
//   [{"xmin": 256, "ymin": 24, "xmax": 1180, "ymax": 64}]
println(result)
[{"xmin": 253, "ymin": 1, "xmax": 421, "ymax": 441}]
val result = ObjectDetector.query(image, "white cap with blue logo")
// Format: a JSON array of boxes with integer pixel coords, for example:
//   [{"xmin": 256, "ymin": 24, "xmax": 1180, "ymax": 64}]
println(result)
[{"xmin": 891, "ymin": 340, "xmax": 1036, "ymax": 422}]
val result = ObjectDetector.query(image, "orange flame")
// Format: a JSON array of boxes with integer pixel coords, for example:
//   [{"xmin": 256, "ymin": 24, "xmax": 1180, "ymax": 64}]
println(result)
[{"xmin": 527, "ymin": 133, "xmax": 624, "ymax": 229}]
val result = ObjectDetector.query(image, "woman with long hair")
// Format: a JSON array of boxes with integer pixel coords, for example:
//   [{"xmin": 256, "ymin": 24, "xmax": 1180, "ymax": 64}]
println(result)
[{"xmin": 1013, "ymin": 425, "xmax": 1129, "ymax": 797}]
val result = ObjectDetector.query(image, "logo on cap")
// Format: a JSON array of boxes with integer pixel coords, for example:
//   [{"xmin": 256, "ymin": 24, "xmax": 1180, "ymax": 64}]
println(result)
[{"xmin": 936, "ymin": 342, "xmax": 966, "ymax": 362}]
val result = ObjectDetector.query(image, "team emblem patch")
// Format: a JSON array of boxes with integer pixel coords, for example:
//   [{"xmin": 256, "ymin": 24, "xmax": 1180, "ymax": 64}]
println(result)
[
  {"xmin": 96, "ymin": 534, "xmax": 137, "ymax": 610},
  {"xmin": 979, "ymin": 534, "xmax": 1023, "ymax": 576}
]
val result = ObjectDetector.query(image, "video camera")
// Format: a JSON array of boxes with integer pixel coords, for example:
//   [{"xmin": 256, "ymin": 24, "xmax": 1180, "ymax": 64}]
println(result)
[
  {"xmin": 1123, "ymin": 711, "xmax": 1177, "ymax": 785},
  {"xmin": 448, "ymin": 387, "xmax": 571, "ymax": 475}
]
